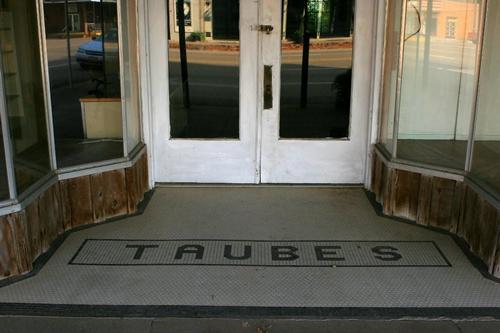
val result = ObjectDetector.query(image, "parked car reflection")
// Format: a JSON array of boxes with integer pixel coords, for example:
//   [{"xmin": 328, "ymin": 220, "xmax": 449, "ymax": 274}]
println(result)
[{"xmin": 76, "ymin": 29, "xmax": 118, "ymax": 69}]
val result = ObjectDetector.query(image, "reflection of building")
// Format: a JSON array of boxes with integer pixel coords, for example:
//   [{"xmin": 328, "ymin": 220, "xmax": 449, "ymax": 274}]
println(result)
[
  {"xmin": 168, "ymin": 0, "xmax": 239, "ymax": 40},
  {"xmin": 168, "ymin": 0, "xmax": 354, "ymax": 41},
  {"xmin": 43, "ymin": 0, "xmax": 117, "ymax": 36},
  {"xmin": 408, "ymin": 0, "xmax": 480, "ymax": 40}
]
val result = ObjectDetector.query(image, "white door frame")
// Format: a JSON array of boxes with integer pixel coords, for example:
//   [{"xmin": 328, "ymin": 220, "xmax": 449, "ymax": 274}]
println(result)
[
  {"xmin": 141, "ymin": 0, "xmax": 260, "ymax": 184},
  {"xmin": 138, "ymin": 0, "xmax": 385, "ymax": 187},
  {"xmin": 259, "ymin": 0, "xmax": 380, "ymax": 184}
]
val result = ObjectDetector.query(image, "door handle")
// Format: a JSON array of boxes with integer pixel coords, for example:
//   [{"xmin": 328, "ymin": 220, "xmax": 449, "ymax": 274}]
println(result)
[
  {"xmin": 251, "ymin": 25, "xmax": 274, "ymax": 34},
  {"xmin": 264, "ymin": 65, "xmax": 273, "ymax": 109}
]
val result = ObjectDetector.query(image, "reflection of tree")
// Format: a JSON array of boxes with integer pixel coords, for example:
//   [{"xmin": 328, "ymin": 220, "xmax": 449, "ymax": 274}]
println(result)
[{"xmin": 285, "ymin": 0, "xmax": 354, "ymax": 40}]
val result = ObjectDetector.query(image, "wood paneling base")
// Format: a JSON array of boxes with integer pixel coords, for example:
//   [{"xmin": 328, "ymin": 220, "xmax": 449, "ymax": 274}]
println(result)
[
  {"xmin": 371, "ymin": 151, "xmax": 500, "ymax": 279},
  {"xmin": 0, "ymin": 152, "xmax": 149, "ymax": 279}
]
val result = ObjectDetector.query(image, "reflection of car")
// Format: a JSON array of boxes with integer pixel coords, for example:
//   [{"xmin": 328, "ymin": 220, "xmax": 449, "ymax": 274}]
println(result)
[{"xmin": 76, "ymin": 29, "xmax": 119, "ymax": 69}]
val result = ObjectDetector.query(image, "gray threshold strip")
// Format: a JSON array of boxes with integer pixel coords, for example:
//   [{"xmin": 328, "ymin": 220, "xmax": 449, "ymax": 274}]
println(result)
[{"xmin": 0, "ymin": 304, "xmax": 500, "ymax": 319}]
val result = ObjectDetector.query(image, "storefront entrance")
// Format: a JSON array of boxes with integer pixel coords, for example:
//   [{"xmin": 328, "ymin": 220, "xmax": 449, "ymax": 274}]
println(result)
[{"xmin": 148, "ymin": 0, "xmax": 376, "ymax": 184}]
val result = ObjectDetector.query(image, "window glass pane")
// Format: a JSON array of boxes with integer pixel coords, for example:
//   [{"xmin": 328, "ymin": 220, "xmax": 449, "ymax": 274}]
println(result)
[
  {"xmin": 471, "ymin": 0, "xmax": 500, "ymax": 195},
  {"xmin": 0, "ymin": 0, "xmax": 51, "ymax": 194},
  {"xmin": 44, "ymin": 0, "xmax": 124, "ymax": 167},
  {"xmin": 168, "ymin": 0, "xmax": 240, "ymax": 139},
  {"xmin": 379, "ymin": 0, "xmax": 403, "ymax": 154},
  {"xmin": 280, "ymin": 0, "xmax": 354, "ymax": 139},
  {"xmin": 396, "ymin": 0, "xmax": 481, "ymax": 170}
]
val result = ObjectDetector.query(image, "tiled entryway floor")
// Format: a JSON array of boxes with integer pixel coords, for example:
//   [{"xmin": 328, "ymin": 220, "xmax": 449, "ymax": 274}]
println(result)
[{"xmin": 0, "ymin": 187, "xmax": 500, "ymax": 318}]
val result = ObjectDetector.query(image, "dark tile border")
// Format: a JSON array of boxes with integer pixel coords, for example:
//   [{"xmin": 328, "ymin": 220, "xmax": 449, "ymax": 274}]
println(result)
[
  {"xmin": 67, "ymin": 238, "xmax": 451, "ymax": 267},
  {"xmin": 0, "ymin": 303, "xmax": 500, "ymax": 319}
]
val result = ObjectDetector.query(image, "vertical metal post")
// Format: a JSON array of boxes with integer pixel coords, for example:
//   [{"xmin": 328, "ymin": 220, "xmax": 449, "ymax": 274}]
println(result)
[
  {"xmin": 453, "ymin": 2, "xmax": 471, "ymax": 141},
  {"xmin": 64, "ymin": 0, "xmax": 73, "ymax": 88},
  {"xmin": 300, "ymin": 0, "xmax": 310, "ymax": 108},
  {"xmin": 177, "ymin": 0, "xmax": 190, "ymax": 108},
  {"xmin": 422, "ymin": 0, "xmax": 432, "ymax": 84},
  {"xmin": 117, "ymin": 0, "xmax": 128, "ymax": 157},
  {"xmin": 36, "ymin": 0, "xmax": 58, "ymax": 170},
  {"xmin": 392, "ymin": 0, "xmax": 409, "ymax": 158},
  {"xmin": 465, "ymin": 0, "xmax": 488, "ymax": 172},
  {"xmin": 100, "ymin": 0, "xmax": 108, "ymax": 97},
  {"xmin": 282, "ymin": 0, "xmax": 288, "ymax": 40},
  {"xmin": 0, "ymin": 52, "xmax": 18, "ymax": 200}
]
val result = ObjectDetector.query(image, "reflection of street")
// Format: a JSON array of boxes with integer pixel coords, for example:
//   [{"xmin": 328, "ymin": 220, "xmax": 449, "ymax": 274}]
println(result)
[
  {"xmin": 46, "ymin": 37, "xmax": 109, "ymax": 139},
  {"xmin": 168, "ymin": 45, "xmax": 353, "ymax": 138},
  {"xmin": 404, "ymin": 38, "xmax": 477, "ymax": 73},
  {"xmin": 47, "ymin": 37, "xmax": 88, "ymax": 63},
  {"xmin": 47, "ymin": 37, "xmax": 97, "ymax": 89},
  {"xmin": 168, "ymin": 48, "xmax": 352, "ymax": 100}
]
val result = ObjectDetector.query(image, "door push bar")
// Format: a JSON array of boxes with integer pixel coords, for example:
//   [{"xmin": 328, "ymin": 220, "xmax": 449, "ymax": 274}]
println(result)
[{"xmin": 264, "ymin": 65, "xmax": 273, "ymax": 109}]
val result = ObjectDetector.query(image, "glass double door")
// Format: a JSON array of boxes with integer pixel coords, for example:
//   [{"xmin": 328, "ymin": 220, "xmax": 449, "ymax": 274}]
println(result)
[{"xmin": 152, "ymin": 0, "xmax": 373, "ymax": 183}]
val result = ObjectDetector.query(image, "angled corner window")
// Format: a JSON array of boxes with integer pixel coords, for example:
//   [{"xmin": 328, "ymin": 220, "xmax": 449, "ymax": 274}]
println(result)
[
  {"xmin": 471, "ymin": 0, "xmax": 500, "ymax": 196},
  {"xmin": 396, "ymin": 0, "xmax": 482, "ymax": 170},
  {"xmin": 379, "ymin": 0, "xmax": 403, "ymax": 155},
  {"xmin": 43, "ymin": 0, "xmax": 142, "ymax": 168},
  {"xmin": 0, "ymin": 0, "xmax": 51, "ymax": 195}
]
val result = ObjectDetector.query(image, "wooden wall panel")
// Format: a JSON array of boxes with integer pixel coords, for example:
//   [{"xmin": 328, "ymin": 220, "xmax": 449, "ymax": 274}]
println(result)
[
  {"xmin": 25, "ymin": 201, "xmax": 41, "ymax": 261},
  {"xmin": 475, "ymin": 198, "xmax": 498, "ymax": 270},
  {"xmin": 372, "ymin": 153, "xmax": 383, "ymax": 201},
  {"xmin": 9, "ymin": 213, "xmax": 31, "ymax": 274},
  {"xmin": 91, "ymin": 170, "xmax": 128, "ymax": 222},
  {"xmin": 416, "ymin": 175, "xmax": 432, "ymax": 226},
  {"xmin": 126, "ymin": 162, "xmax": 140, "ymax": 214},
  {"xmin": 38, "ymin": 187, "xmax": 58, "ymax": 252},
  {"xmin": 0, "ymin": 215, "xmax": 19, "ymax": 277},
  {"xmin": 64, "ymin": 176, "xmax": 93, "ymax": 227},
  {"xmin": 59, "ymin": 181, "xmax": 73, "ymax": 231},
  {"xmin": 371, "ymin": 151, "xmax": 500, "ymax": 279},
  {"xmin": 138, "ymin": 153, "xmax": 149, "ymax": 201},
  {"xmin": 493, "ymin": 223, "xmax": 500, "ymax": 276},
  {"xmin": 450, "ymin": 182, "xmax": 465, "ymax": 234},
  {"xmin": 0, "ymin": 214, "xmax": 31, "ymax": 277},
  {"xmin": 459, "ymin": 186, "xmax": 479, "ymax": 245},
  {"xmin": 428, "ymin": 178, "xmax": 456, "ymax": 231},
  {"xmin": 381, "ymin": 165, "xmax": 393, "ymax": 215},
  {"xmin": 390, "ymin": 169, "xmax": 421, "ymax": 220}
]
